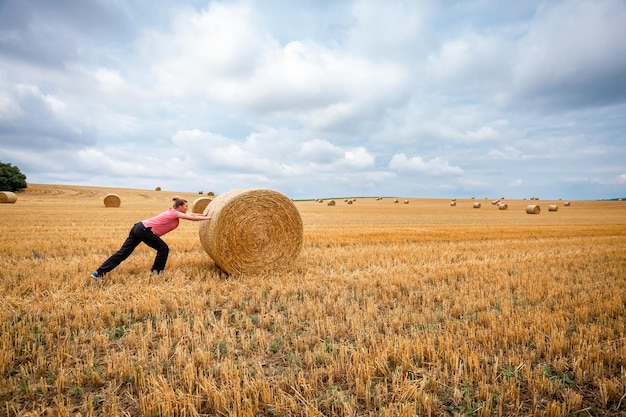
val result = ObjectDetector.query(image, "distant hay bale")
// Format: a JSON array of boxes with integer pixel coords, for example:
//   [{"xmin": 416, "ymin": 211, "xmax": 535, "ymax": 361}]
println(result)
[
  {"xmin": 403, "ymin": 200, "xmax": 409, "ymax": 204},
  {"xmin": 198, "ymin": 190, "xmax": 204, "ymax": 194},
  {"xmin": 207, "ymin": 191, "xmax": 215, "ymax": 196},
  {"xmin": 473, "ymin": 202, "xmax": 481, "ymax": 208},
  {"xmin": 526, "ymin": 204, "xmax": 540, "ymax": 214},
  {"xmin": 498, "ymin": 203, "xmax": 508, "ymax": 210},
  {"xmin": 155, "ymin": 187, "xmax": 161, "ymax": 191},
  {"xmin": 394, "ymin": 198, "xmax": 399, "ymax": 203},
  {"xmin": 548, "ymin": 204, "xmax": 558, "ymax": 212},
  {"xmin": 0, "ymin": 191, "xmax": 17, "ymax": 203},
  {"xmin": 347, "ymin": 200, "xmax": 353, "ymax": 204},
  {"xmin": 199, "ymin": 189, "xmax": 303, "ymax": 275},
  {"xmin": 450, "ymin": 201, "xmax": 456, "ymax": 206},
  {"xmin": 564, "ymin": 201, "xmax": 571, "ymax": 206},
  {"xmin": 103, "ymin": 193, "xmax": 121, "ymax": 207},
  {"xmin": 327, "ymin": 200, "xmax": 336, "ymax": 206},
  {"xmin": 192, "ymin": 197, "xmax": 212, "ymax": 214}
]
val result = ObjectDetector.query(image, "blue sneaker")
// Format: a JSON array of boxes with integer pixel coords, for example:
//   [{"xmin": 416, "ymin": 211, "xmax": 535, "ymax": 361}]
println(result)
[{"xmin": 91, "ymin": 271, "xmax": 104, "ymax": 280}]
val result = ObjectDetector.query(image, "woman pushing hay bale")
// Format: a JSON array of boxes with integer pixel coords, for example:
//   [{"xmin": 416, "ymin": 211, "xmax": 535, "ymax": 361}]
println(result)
[
  {"xmin": 191, "ymin": 196, "xmax": 212, "ymax": 214},
  {"xmin": 0, "ymin": 191, "xmax": 17, "ymax": 203},
  {"xmin": 199, "ymin": 189, "xmax": 303, "ymax": 275},
  {"xmin": 103, "ymin": 193, "xmax": 121, "ymax": 207}
]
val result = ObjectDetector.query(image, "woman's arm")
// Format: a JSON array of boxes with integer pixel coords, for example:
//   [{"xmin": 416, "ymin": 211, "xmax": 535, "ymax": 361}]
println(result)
[{"xmin": 177, "ymin": 212, "xmax": 212, "ymax": 221}]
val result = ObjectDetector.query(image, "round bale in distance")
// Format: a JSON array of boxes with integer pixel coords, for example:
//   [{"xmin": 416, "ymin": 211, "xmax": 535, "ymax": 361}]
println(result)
[
  {"xmin": 450, "ymin": 201, "xmax": 456, "ymax": 206},
  {"xmin": 199, "ymin": 189, "xmax": 303, "ymax": 275},
  {"xmin": 192, "ymin": 196, "xmax": 212, "ymax": 214},
  {"xmin": 103, "ymin": 193, "xmax": 121, "ymax": 207},
  {"xmin": 0, "ymin": 191, "xmax": 17, "ymax": 203},
  {"xmin": 473, "ymin": 202, "xmax": 481, "ymax": 208},
  {"xmin": 327, "ymin": 200, "xmax": 336, "ymax": 206},
  {"xmin": 526, "ymin": 204, "xmax": 540, "ymax": 214},
  {"xmin": 498, "ymin": 203, "xmax": 508, "ymax": 210},
  {"xmin": 548, "ymin": 204, "xmax": 558, "ymax": 212},
  {"xmin": 564, "ymin": 201, "xmax": 571, "ymax": 206}
]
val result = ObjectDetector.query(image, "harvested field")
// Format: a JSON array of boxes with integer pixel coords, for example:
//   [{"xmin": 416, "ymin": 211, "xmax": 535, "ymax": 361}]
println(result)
[{"xmin": 1, "ymin": 184, "xmax": 625, "ymax": 416}]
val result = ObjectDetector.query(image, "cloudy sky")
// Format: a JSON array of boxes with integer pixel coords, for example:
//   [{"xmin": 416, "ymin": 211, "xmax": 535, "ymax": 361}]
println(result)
[{"xmin": 1, "ymin": 0, "xmax": 625, "ymax": 199}]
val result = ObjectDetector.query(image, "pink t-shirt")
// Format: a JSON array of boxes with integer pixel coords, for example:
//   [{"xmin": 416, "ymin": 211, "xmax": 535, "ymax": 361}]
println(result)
[{"xmin": 141, "ymin": 208, "xmax": 180, "ymax": 236}]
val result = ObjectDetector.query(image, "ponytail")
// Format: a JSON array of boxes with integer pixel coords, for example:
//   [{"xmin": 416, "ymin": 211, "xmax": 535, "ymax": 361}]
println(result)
[{"xmin": 172, "ymin": 196, "xmax": 187, "ymax": 208}]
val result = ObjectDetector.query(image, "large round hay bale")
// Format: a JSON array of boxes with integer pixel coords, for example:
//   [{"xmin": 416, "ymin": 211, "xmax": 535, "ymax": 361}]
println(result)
[
  {"xmin": 103, "ymin": 193, "xmax": 121, "ymax": 207},
  {"xmin": 526, "ymin": 204, "xmax": 540, "ymax": 214},
  {"xmin": 192, "ymin": 196, "xmax": 212, "ymax": 214},
  {"xmin": 450, "ymin": 201, "xmax": 456, "ymax": 206},
  {"xmin": 327, "ymin": 200, "xmax": 336, "ymax": 206},
  {"xmin": 0, "ymin": 191, "xmax": 17, "ymax": 203},
  {"xmin": 548, "ymin": 204, "xmax": 558, "ymax": 212},
  {"xmin": 498, "ymin": 203, "xmax": 508, "ymax": 210},
  {"xmin": 199, "ymin": 189, "xmax": 303, "ymax": 275},
  {"xmin": 473, "ymin": 202, "xmax": 481, "ymax": 208},
  {"xmin": 564, "ymin": 201, "xmax": 571, "ymax": 206},
  {"xmin": 155, "ymin": 187, "xmax": 161, "ymax": 191}
]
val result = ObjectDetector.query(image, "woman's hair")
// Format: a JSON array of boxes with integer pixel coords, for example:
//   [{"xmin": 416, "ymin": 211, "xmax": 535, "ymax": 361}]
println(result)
[{"xmin": 172, "ymin": 196, "xmax": 188, "ymax": 208}]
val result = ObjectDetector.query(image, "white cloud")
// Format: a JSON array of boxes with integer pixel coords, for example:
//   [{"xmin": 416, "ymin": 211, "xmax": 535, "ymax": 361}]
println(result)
[
  {"xmin": 388, "ymin": 154, "xmax": 463, "ymax": 176},
  {"xmin": 488, "ymin": 146, "xmax": 523, "ymax": 160}
]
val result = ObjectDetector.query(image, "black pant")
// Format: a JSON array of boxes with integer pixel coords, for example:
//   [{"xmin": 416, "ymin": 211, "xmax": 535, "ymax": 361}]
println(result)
[{"xmin": 97, "ymin": 222, "xmax": 169, "ymax": 275}]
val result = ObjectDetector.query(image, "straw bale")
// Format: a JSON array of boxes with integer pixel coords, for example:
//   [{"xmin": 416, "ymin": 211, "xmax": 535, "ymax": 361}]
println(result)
[
  {"xmin": 155, "ymin": 187, "xmax": 161, "ymax": 191},
  {"xmin": 103, "ymin": 193, "xmax": 121, "ymax": 207},
  {"xmin": 564, "ymin": 201, "xmax": 571, "ymax": 206},
  {"xmin": 526, "ymin": 204, "xmax": 540, "ymax": 214},
  {"xmin": 548, "ymin": 204, "xmax": 558, "ymax": 212},
  {"xmin": 347, "ymin": 200, "xmax": 353, "ymax": 204},
  {"xmin": 199, "ymin": 189, "xmax": 303, "ymax": 275},
  {"xmin": 498, "ymin": 203, "xmax": 508, "ymax": 210},
  {"xmin": 0, "ymin": 191, "xmax": 17, "ymax": 203},
  {"xmin": 394, "ymin": 198, "xmax": 399, "ymax": 203},
  {"xmin": 403, "ymin": 200, "xmax": 409, "ymax": 204},
  {"xmin": 450, "ymin": 201, "xmax": 456, "ymax": 206},
  {"xmin": 473, "ymin": 202, "xmax": 481, "ymax": 208},
  {"xmin": 327, "ymin": 200, "xmax": 336, "ymax": 206},
  {"xmin": 192, "ymin": 196, "xmax": 212, "ymax": 214}
]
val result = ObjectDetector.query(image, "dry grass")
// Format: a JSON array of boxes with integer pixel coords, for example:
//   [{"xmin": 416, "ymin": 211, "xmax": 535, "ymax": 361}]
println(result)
[{"xmin": 1, "ymin": 184, "xmax": 625, "ymax": 416}]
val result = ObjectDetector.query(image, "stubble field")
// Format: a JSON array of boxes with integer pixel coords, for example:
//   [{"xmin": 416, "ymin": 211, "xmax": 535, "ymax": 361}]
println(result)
[{"xmin": 1, "ymin": 184, "xmax": 625, "ymax": 416}]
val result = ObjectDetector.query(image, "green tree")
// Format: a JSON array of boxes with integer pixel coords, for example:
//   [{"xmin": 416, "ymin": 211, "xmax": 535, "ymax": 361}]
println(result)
[{"xmin": 0, "ymin": 161, "xmax": 27, "ymax": 192}]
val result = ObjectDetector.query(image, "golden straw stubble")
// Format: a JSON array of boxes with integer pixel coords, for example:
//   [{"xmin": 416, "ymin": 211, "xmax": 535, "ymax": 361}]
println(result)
[{"xmin": 199, "ymin": 189, "xmax": 303, "ymax": 275}]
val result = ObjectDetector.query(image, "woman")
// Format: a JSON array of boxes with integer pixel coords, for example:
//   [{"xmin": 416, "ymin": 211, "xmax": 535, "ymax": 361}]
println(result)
[{"xmin": 91, "ymin": 196, "xmax": 211, "ymax": 279}]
